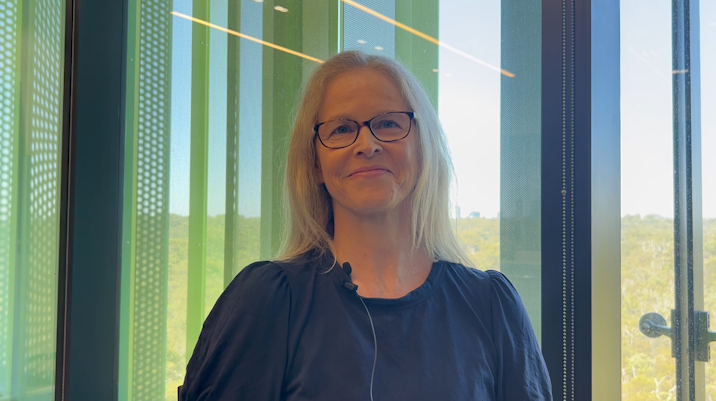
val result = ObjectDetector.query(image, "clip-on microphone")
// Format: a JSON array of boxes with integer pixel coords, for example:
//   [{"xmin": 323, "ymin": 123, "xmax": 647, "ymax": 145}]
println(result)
[{"xmin": 342, "ymin": 262, "xmax": 359, "ymax": 291}]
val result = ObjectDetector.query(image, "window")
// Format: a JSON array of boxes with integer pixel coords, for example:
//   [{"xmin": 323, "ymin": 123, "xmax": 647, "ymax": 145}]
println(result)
[
  {"xmin": 621, "ymin": 0, "xmax": 716, "ymax": 398},
  {"xmin": 119, "ymin": 0, "xmax": 543, "ymax": 398}
]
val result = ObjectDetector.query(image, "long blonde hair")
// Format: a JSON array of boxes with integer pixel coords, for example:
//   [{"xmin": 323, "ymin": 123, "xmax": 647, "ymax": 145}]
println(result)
[{"xmin": 276, "ymin": 51, "xmax": 472, "ymax": 267}]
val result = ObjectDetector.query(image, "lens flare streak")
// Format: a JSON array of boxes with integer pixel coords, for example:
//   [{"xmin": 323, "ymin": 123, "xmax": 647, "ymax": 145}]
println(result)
[
  {"xmin": 340, "ymin": 0, "xmax": 515, "ymax": 78},
  {"xmin": 171, "ymin": 11, "xmax": 325, "ymax": 64}
]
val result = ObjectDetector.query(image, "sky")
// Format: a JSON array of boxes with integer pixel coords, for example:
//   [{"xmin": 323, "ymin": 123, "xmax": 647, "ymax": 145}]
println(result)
[
  {"xmin": 168, "ymin": 0, "xmax": 716, "ymax": 219},
  {"xmin": 620, "ymin": 0, "xmax": 716, "ymax": 219}
]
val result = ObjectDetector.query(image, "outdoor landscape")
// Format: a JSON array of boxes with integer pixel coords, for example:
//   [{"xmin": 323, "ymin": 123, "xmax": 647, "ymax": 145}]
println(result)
[{"xmin": 164, "ymin": 214, "xmax": 716, "ymax": 400}]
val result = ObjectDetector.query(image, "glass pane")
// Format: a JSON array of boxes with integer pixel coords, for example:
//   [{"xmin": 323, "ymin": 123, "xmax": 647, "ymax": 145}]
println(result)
[
  {"xmin": 0, "ymin": 0, "xmax": 66, "ymax": 399},
  {"xmin": 620, "ymin": 0, "xmax": 677, "ymax": 398},
  {"xmin": 701, "ymin": 0, "xmax": 715, "ymax": 396},
  {"xmin": 120, "ymin": 0, "xmax": 543, "ymax": 399}
]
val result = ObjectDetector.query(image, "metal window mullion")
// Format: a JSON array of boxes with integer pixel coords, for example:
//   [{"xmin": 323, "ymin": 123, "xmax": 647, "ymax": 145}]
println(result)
[
  {"xmin": 224, "ymin": 0, "xmax": 241, "ymax": 289},
  {"xmin": 118, "ymin": 0, "xmax": 141, "ymax": 399},
  {"xmin": 672, "ymin": 1, "xmax": 691, "ymax": 400},
  {"xmin": 688, "ymin": 0, "xmax": 704, "ymax": 394},
  {"xmin": 671, "ymin": 0, "xmax": 704, "ymax": 399},
  {"xmin": 63, "ymin": 0, "xmax": 127, "ymax": 399},
  {"xmin": 330, "ymin": 0, "xmax": 342, "ymax": 55},
  {"xmin": 186, "ymin": 0, "xmax": 211, "ymax": 361},
  {"xmin": 541, "ymin": 0, "xmax": 593, "ymax": 399}
]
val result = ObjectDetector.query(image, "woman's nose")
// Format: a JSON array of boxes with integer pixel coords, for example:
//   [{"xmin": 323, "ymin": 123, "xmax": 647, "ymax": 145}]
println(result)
[{"xmin": 352, "ymin": 125, "xmax": 382, "ymax": 157}]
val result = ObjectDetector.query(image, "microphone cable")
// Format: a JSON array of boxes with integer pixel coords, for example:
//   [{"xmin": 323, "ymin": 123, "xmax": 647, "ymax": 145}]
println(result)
[
  {"xmin": 358, "ymin": 296, "xmax": 377, "ymax": 401},
  {"xmin": 342, "ymin": 262, "xmax": 377, "ymax": 401}
]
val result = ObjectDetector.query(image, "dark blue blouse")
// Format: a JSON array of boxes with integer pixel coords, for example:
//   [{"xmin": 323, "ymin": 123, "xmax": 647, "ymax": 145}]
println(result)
[{"xmin": 179, "ymin": 251, "xmax": 552, "ymax": 400}]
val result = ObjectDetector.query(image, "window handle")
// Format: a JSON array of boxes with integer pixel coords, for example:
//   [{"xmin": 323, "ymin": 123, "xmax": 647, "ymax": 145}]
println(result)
[
  {"xmin": 639, "ymin": 311, "xmax": 716, "ymax": 362},
  {"xmin": 639, "ymin": 312, "xmax": 673, "ymax": 338},
  {"xmin": 639, "ymin": 311, "xmax": 676, "ymax": 357}
]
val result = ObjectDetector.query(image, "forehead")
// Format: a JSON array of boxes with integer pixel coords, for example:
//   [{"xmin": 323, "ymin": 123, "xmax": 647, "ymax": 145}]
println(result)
[{"xmin": 318, "ymin": 69, "xmax": 408, "ymax": 121}]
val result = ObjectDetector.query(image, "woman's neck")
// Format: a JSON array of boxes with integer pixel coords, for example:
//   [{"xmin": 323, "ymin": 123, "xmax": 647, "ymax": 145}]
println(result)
[{"xmin": 330, "ymin": 205, "xmax": 433, "ymax": 299}]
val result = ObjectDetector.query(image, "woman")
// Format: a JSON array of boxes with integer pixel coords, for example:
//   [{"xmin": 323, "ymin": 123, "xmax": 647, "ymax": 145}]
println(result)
[{"xmin": 179, "ymin": 51, "xmax": 552, "ymax": 400}]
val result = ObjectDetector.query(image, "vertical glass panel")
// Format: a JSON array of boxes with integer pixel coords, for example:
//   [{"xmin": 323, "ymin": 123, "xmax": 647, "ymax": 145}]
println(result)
[
  {"xmin": 440, "ymin": 0, "xmax": 544, "ymax": 338},
  {"xmin": 0, "ymin": 0, "xmax": 66, "ymax": 399},
  {"xmin": 700, "ymin": 0, "xmax": 715, "ymax": 396},
  {"xmin": 440, "ymin": 0, "xmax": 502, "ymax": 269},
  {"xmin": 623, "ymin": 0, "xmax": 715, "ymax": 398},
  {"xmin": 121, "ymin": 0, "xmax": 542, "ymax": 398},
  {"xmin": 620, "ymin": 0, "xmax": 676, "ymax": 397}
]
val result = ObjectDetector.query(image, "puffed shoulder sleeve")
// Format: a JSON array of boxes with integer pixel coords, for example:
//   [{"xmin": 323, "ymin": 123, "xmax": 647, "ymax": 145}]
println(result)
[
  {"xmin": 178, "ymin": 261, "xmax": 292, "ymax": 401},
  {"xmin": 488, "ymin": 270, "xmax": 553, "ymax": 401}
]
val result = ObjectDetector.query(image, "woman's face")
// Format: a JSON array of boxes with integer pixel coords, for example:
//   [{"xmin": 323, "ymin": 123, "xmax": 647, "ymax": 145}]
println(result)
[{"xmin": 315, "ymin": 69, "xmax": 419, "ymax": 218}]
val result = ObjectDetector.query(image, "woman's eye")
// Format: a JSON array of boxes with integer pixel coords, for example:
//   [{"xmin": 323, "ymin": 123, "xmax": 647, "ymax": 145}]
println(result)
[
  {"xmin": 333, "ymin": 125, "xmax": 355, "ymax": 135},
  {"xmin": 379, "ymin": 120, "xmax": 398, "ymax": 128}
]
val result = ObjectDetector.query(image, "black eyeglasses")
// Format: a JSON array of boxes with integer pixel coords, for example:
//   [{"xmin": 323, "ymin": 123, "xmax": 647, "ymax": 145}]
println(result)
[{"xmin": 314, "ymin": 111, "xmax": 415, "ymax": 149}]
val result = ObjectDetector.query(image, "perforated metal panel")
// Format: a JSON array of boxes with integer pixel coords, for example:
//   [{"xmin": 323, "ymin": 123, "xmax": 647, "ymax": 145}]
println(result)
[
  {"xmin": 0, "ymin": 0, "xmax": 19, "ymax": 395},
  {"xmin": 500, "ymin": 0, "xmax": 542, "ymax": 342},
  {"xmin": 343, "ymin": 0, "xmax": 396, "ymax": 57},
  {"xmin": 15, "ymin": 0, "xmax": 64, "ymax": 397},
  {"xmin": 131, "ymin": 1, "xmax": 172, "ymax": 400}
]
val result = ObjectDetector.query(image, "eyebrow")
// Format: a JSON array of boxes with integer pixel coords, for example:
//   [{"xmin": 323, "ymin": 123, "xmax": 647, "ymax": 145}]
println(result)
[
  {"xmin": 323, "ymin": 115, "xmax": 354, "ymax": 121},
  {"xmin": 322, "ymin": 111, "xmax": 400, "ymax": 122}
]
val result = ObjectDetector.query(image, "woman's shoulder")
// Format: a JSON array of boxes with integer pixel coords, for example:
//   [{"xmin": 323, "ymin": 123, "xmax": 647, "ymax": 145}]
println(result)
[
  {"xmin": 442, "ymin": 262, "xmax": 516, "ymax": 290},
  {"xmin": 224, "ymin": 252, "xmax": 324, "ymax": 291},
  {"xmin": 440, "ymin": 261, "xmax": 492, "ymax": 291},
  {"xmin": 181, "ymin": 259, "xmax": 308, "ymax": 399},
  {"xmin": 440, "ymin": 262, "xmax": 524, "ymax": 308},
  {"xmin": 216, "ymin": 252, "xmax": 330, "ymax": 310},
  {"xmin": 222, "ymin": 260, "xmax": 290, "ymax": 299},
  {"xmin": 201, "ymin": 261, "xmax": 292, "ymax": 332}
]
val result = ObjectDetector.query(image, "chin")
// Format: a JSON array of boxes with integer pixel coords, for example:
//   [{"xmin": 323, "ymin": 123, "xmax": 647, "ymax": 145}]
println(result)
[{"xmin": 347, "ymin": 195, "xmax": 402, "ymax": 215}]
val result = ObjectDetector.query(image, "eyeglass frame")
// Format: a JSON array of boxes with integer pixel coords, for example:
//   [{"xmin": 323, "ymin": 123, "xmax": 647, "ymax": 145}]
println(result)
[{"xmin": 313, "ymin": 111, "xmax": 415, "ymax": 149}]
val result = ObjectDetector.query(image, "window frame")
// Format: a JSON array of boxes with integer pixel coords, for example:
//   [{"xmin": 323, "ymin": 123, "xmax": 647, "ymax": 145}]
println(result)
[
  {"xmin": 56, "ymin": 0, "xmax": 625, "ymax": 400},
  {"xmin": 57, "ymin": 0, "xmax": 129, "ymax": 400}
]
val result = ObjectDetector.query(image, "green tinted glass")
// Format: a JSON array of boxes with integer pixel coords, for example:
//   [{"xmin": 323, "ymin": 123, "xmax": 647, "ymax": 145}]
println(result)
[{"xmin": 0, "ymin": 0, "xmax": 66, "ymax": 399}]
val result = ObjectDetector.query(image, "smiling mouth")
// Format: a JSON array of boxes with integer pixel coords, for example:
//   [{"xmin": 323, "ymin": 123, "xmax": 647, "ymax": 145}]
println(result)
[{"xmin": 350, "ymin": 169, "xmax": 389, "ymax": 177}]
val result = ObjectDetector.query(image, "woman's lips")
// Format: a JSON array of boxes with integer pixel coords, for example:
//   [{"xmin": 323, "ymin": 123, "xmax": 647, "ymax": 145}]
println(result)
[{"xmin": 349, "ymin": 169, "xmax": 389, "ymax": 177}]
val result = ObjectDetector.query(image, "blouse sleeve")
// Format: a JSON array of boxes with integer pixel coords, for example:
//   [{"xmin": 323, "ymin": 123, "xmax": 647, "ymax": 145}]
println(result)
[
  {"xmin": 488, "ymin": 270, "xmax": 553, "ymax": 401},
  {"xmin": 178, "ymin": 261, "xmax": 292, "ymax": 401}
]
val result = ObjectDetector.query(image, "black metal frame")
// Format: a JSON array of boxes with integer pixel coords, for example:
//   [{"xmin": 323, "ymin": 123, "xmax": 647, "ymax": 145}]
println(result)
[
  {"xmin": 672, "ymin": 0, "xmax": 704, "ymax": 399},
  {"xmin": 55, "ymin": 0, "xmax": 129, "ymax": 399},
  {"xmin": 55, "ymin": 0, "xmax": 77, "ymax": 399},
  {"xmin": 540, "ymin": 0, "xmax": 621, "ymax": 399},
  {"xmin": 314, "ymin": 111, "xmax": 415, "ymax": 149}
]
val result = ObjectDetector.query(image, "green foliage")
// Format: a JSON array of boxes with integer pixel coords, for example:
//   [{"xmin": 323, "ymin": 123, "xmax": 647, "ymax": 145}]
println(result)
[
  {"xmin": 165, "ymin": 215, "xmax": 189, "ymax": 400},
  {"xmin": 163, "ymin": 214, "xmax": 716, "ymax": 400},
  {"xmin": 703, "ymin": 218, "xmax": 716, "ymax": 399},
  {"xmin": 455, "ymin": 217, "xmax": 500, "ymax": 270},
  {"xmin": 621, "ymin": 215, "xmax": 716, "ymax": 400},
  {"xmin": 164, "ymin": 214, "xmax": 260, "ymax": 401}
]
